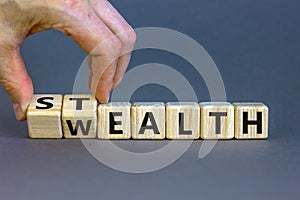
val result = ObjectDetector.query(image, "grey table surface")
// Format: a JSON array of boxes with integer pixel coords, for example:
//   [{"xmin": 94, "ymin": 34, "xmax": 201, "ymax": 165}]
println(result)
[{"xmin": 0, "ymin": 0, "xmax": 299, "ymax": 199}]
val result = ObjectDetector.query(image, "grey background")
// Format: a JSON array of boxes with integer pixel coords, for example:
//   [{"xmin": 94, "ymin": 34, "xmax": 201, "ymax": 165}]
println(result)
[{"xmin": 0, "ymin": 0, "xmax": 299, "ymax": 199}]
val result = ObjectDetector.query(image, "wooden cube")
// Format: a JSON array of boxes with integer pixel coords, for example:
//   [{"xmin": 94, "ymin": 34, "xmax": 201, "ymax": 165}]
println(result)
[
  {"xmin": 233, "ymin": 102, "xmax": 268, "ymax": 139},
  {"xmin": 131, "ymin": 102, "xmax": 165, "ymax": 139},
  {"xmin": 98, "ymin": 102, "xmax": 131, "ymax": 139},
  {"xmin": 27, "ymin": 94, "xmax": 63, "ymax": 138},
  {"xmin": 62, "ymin": 94, "xmax": 97, "ymax": 138},
  {"xmin": 166, "ymin": 102, "xmax": 199, "ymax": 139},
  {"xmin": 199, "ymin": 102, "xmax": 234, "ymax": 139}
]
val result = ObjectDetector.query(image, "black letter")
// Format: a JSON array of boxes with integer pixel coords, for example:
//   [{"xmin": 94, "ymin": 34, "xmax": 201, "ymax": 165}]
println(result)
[
  {"xmin": 36, "ymin": 97, "xmax": 54, "ymax": 109},
  {"xmin": 243, "ymin": 112, "xmax": 262, "ymax": 134},
  {"xmin": 138, "ymin": 112, "xmax": 160, "ymax": 134},
  {"xmin": 178, "ymin": 113, "xmax": 192, "ymax": 135},
  {"xmin": 66, "ymin": 120, "xmax": 92, "ymax": 136},
  {"xmin": 109, "ymin": 112, "xmax": 123, "ymax": 134},
  {"xmin": 69, "ymin": 98, "xmax": 90, "ymax": 110},
  {"xmin": 209, "ymin": 112, "xmax": 227, "ymax": 134}
]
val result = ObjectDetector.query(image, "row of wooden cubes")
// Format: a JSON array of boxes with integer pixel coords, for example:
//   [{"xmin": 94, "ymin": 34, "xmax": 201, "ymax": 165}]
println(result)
[{"xmin": 27, "ymin": 94, "xmax": 268, "ymax": 139}]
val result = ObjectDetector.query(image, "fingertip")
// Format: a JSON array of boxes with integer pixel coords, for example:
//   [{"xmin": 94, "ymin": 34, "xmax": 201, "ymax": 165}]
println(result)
[
  {"xmin": 11, "ymin": 79, "xmax": 33, "ymax": 121},
  {"xmin": 91, "ymin": 79, "xmax": 111, "ymax": 104},
  {"xmin": 13, "ymin": 103, "xmax": 27, "ymax": 121},
  {"xmin": 95, "ymin": 91, "xmax": 110, "ymax": 104}
]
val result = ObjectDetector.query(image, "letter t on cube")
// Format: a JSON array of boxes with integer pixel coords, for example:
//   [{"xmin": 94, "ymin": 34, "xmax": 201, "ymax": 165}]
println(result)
[
  {"xmin": 199, "ymin": 102, "xmax": 234, "ymax": 139},
  {"xmin": 62, "ymin": 94, "xmax": 97, "ymax": 138}
]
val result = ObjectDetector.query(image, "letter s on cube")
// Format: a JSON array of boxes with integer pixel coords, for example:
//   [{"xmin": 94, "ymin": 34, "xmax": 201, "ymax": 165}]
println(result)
[{"xmin": 27, "ymin": 94, "xmax": 63, "ymax": 138}]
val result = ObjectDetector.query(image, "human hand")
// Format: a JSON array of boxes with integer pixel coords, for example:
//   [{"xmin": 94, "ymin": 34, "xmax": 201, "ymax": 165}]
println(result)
[{"xmin": 0, "ymin": 0, "xmax": 136, "ymax": 120}]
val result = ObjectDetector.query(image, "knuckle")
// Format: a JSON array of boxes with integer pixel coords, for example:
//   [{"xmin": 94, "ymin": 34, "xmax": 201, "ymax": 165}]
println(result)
[
  {"xmin": 119, "ymin": 26, "xmax": 136, "ymax": 51},
  {"xmin": 126, "ymin": 28, "xmax": 137, "ymax": 47}
]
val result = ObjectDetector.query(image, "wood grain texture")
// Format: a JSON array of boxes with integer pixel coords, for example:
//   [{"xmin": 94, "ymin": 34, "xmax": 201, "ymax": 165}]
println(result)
[
  {"xmin": 233, "ymin": 102, "xmax": 268, "ymax": 139},
  {"xmin": 98, "ymin": 102, "xmax": 131, "ymax": 139},
  {"xmin": 62, "ymin": 94, "xmax": 97, "ymax": 138},
  {"xmin": 199, "ymin": 102, "xmax": 234, "ymax": 139},
  {"xmin": 131, "ymin": 102, "xmax": 165, "ymax": 139},
  {"xmin": 166, "ymin": 102, "xmax": 199, "ymax": 139},
  {"xmin": 27, "ymin": 94, "xmax": 63, "ymax": 138}
]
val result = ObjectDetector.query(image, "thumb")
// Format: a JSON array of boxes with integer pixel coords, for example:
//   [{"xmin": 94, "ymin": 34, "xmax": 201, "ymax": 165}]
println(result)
[{"xmin": 0, "ymin": 47, "xmax": 33, "ymax": 121}]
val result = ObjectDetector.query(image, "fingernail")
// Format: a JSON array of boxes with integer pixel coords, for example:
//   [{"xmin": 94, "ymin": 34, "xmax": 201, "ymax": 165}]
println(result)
[
  {"xmin": 98, "ymin": 95, "xmax": 110, "ymax": 104},
  {"xmin": 13, "ymin": 103, "xmax": 26, "ymax": 121},
  {"xmin": 101, "ymin": 96, "xmax": 110, "ymax": 104}
]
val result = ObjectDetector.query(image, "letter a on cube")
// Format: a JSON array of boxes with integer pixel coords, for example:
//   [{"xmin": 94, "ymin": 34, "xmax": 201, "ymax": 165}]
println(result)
[{"xmin": 131, "ymin": 102, "xmax": 165, "ymax": 139}]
